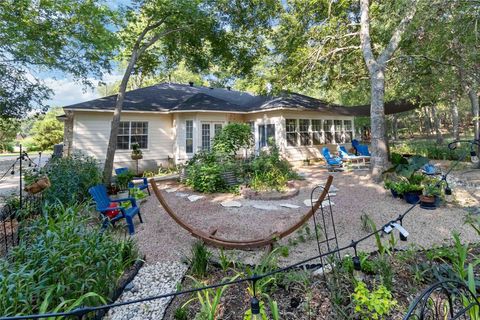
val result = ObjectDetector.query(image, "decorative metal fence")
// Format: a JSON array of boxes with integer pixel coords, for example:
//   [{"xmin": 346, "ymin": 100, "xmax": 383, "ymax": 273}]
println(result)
[{"xmin": 403, "ymin": 280, "xmax": 480, "ymax": 319}]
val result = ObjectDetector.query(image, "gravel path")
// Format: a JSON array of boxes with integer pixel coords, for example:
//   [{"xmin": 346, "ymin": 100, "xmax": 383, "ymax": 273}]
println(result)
[
  {"xmin": 130, "ymin": 165, "xmax": 478, "ymax": 266},
  {"xmin": 105, "ymin": 262, "xmax": 188, "ymax": 320}
]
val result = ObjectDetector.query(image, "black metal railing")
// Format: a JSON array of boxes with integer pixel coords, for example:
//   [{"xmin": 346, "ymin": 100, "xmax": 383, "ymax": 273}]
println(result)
[{"xmin": 403, "ymin": 280, "xmax": 480, "ymax": 319}]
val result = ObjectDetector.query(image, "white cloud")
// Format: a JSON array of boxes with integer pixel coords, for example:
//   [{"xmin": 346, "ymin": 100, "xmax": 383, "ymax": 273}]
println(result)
[{"xmin": 43, "ymin": 73, "xmax": 123, "ymax": 107}]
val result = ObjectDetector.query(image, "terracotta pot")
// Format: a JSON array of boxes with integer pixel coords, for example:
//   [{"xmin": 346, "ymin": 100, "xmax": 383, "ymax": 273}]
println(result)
[
  {"xmin": 419, "ymin": 195, "xmax": 436, "ymax": 203},
  {"xmin": 25, "ymin": 177, "xmax": 51, "ymax": 194}
]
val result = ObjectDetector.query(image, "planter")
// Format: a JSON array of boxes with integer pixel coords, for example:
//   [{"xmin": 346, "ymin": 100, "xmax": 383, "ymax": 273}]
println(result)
[
  {"xmin": 419, "ymin": 195, "xmax": 440, "ymax": 210},
  {"xmin": 390, "ymin": 188, "xmax": 399, "ymax": 198},
  {"xmin": 404, "ymin": 191, "xmax": 421, "ymax": 204},
  {"xmin": 131, "ymin": 154, "xmax": 143, "ymax": 160},
  {"xmin": 222, "ymin": 171, "xmax": 238, "ymax": 187},
  {"xmin": 24, "ymin": 177, "xmax": 51, "ymax": 194}
]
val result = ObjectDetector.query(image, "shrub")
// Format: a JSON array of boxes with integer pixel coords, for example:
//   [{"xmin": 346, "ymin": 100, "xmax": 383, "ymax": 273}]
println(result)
[
  {"xmin": 212, "ymin": 123, "xmax": 253, "ymax": 159},
  {"xmin": 29, "ymin": 152, "xmax": 102, "ymax": 206},
  {"xmin": 246, "ymin": 145, "xmax": 298, "ymax": 191},
  {"xmin": 185, "ymin": 151, "xmax": 228, "ymax": 193},
  {"xmin": 352, "ymin": 281, "xmax": 397, "ymax": 319},
  {"xmin": 0, "ymin": 203, "xmax": 138, "ymax": 316},
  {"xmin": 391, "ymin": 140, "xmax": 469, "ymax": 161}
]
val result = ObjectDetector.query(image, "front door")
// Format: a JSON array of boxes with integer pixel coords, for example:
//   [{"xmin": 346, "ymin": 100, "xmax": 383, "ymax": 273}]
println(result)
[{"xmin": 201, "ymin": 122, "xmax": 223, "ymax": 151}]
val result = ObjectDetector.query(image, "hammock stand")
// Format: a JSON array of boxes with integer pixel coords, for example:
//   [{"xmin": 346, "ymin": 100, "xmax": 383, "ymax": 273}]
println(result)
[{"xmin": 149, "ymin": 175, "xmax": 333, "ymax": 250}]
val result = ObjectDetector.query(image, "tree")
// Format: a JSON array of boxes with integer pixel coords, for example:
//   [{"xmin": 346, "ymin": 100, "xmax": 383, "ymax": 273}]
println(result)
[
  {"xmin": 0, "ymin": 117, "xmax": 20, "ymax": 152},
  {"xmin": 359, "ymin": 0, "xmax": 420, "ymax": 178},
  {"xmin": 30, "ymin": 108, "xmax": 64, "ymax": 151},
  {"xmin": 0, "ymin": 0, "xmax": 119, "ymax": 118},
  {"xmin": 102, "ymin": 0, "xmax": 279, "ymax": 183}
]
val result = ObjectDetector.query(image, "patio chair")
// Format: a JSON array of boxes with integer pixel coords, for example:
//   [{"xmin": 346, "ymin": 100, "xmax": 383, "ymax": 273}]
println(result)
[
  {"xmin": 115, "ymin": 167, "xmax": 151, "ymax": 195},
  {"xmin": 352, "ymin": 139, "xmax": 371, "ymax": 156},
  {"xmin": 322, "ymin": 147, "xmax": 343, "ymax": 171},
  {"xmin": 338, "ymin": 145, "xmax": 370, "ymax": 168},
  {"xmin": 89, "ymin": 184, "xmax": 143, "ymax": 235}
]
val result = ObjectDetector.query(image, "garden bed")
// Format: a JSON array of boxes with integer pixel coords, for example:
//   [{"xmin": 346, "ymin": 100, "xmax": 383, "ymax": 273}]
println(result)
[
  {"xmin": 240, "ymin": 181, "xmax": 300, "ymax": 200},
  {"xmin": 163, "ymin": 244, "xmax": 480, "ymax": 319}
]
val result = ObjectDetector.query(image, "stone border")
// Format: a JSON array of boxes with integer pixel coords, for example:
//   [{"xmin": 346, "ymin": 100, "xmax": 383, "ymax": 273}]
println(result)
[
  {"xmin": 240, "ymin": 181, "xmax": 300, "ymax": 200},
  {"xmin": 93, "ymin": 256, "xmax": 145, "ymax": 320}
]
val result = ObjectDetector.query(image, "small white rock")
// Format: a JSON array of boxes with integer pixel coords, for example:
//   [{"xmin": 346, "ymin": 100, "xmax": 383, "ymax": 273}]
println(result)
[{"xmin": 221, "ymin": 200, "xmax": 242, "ymax": 208}]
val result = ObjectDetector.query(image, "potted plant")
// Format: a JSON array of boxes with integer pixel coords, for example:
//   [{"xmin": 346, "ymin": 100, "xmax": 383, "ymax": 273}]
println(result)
[
  {"xmin": 131, "ymin": 143, "xmax": 143, "ymax": 160},
  {"xmin": 403, "ymin": 182, "xmax": 423, "ymax": 204},
  {"xmin": 116, "ymin": 169, "xmax": 134, "ymax": 198},
  {"xmin": 420, "ymin": 180, "xmax": 443, "ymax": 210}
]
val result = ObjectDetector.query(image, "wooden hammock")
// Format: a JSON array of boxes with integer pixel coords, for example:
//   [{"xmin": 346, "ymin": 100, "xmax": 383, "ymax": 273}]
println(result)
[{"xmin": 149, "ymin": 175, "xmax": 333, "ymax": 249}]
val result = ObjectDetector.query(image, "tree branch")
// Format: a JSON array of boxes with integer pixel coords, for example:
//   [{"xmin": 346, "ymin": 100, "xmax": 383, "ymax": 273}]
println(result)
[{"xmin": 377, "ymin": 0, "xmax": 420, "ymax": 65}]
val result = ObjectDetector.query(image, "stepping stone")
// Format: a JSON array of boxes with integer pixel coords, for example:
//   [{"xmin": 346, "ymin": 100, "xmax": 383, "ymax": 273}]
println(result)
[
  {"xmin": 221, "ymin": 200, "xmax": 242, "ymax": 208},
  {"xmin": 279, "ymin": 203, "xmax": 301, "ymax": 209},
  {"xmin": 188, "ymin": 195, "xmax": 204, "ymax": 202},
  {"xmin": 165, "ymin": 188, "xmax": 178, "ymax": 193},
  {"xmin": 328, "ymin": 192, "xmax": 337, "ymax": 197},
  {"xmin": 319, "ymin": 185, "xmax": 339, "ymax": 192},
  {"xmin": 176, "ymin": 192, "xmax": 189, "ymax": 197},
  {"xmin": 252, "ymin": 204, "xmax": 278, "ymax": 211},
  {"xmin": 303, "ymin": 199, "xmax": 335, "ymax": 208}
]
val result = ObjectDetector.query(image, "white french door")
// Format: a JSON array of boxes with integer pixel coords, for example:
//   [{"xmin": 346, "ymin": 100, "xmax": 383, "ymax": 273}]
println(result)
[{"xmin": 200, "ymin": 122, "xmax": 223, "ymax": 151}]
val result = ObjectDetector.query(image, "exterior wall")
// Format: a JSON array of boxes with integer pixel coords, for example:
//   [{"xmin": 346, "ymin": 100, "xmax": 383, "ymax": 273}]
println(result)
[
  {"xmin": 245, "ymin": 110, "xmax": 355, "ymax": 162},
  {"xmin": 72, "ymin": 111, "xmax": 174, "ymax": 171}
]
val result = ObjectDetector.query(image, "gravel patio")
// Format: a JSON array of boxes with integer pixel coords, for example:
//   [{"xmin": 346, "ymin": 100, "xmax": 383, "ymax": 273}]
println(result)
[{"xmin": 130, "ymin": 164, "xmax": 478, "ymax": 266}]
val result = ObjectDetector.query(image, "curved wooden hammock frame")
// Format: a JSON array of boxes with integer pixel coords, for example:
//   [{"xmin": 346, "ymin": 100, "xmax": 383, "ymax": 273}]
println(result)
[{"xmin": 149, "ymin": 175, "xmax": 333, "ymax": 249}]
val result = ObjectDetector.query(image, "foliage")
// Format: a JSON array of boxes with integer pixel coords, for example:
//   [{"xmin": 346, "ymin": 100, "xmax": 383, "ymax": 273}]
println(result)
[
  {"xmin": 174, "ymin": 306, "xmax": 188, "ymax": 320},
  {"xmin": 185, "ymin": 151, "xmax": 229, "ymax": 193},
  {"xmin": 143, "ymin": 165, "xmax": 178, "ymax": 178},
  {"xmin": 129, "ymin": 187, "xmax": 147, "ymax": 201},
  {"xmin": 131, "ymin": 143, "xmax": 143, "ymax": 158},
  {"xmin": 0, "ymin": 0, "xmax": 120, "ymax": 117},
  {"xmin": 212, "ymin": 123, "xmax": 253, "ymax": 159},
  {"xmin": 0, "ymin": 203, "xmax": 138, "ymax": 316},
  {"xmin": 188, "ymin": 241, "xmax": 212, "ymax": 278},
  {"xmin": 352, "ymin": 281, "xmax": 397, "ymax": 320},
  {"xmin": 116, "ymin": 169, "xmax": 135, "ymax": 191},
  {"xmin": 246, "ymin": 144, "xmax": 298, "ymax": 192},
  {"xmin": 391, "ymin": 141, "xmax": 471, "ymax": 161},
  {"xmin": 189, "ymin": 274, "xmax": 240, "ymax": 320},
  {"xmin": 383, "ymin": 153, "xmax": 429, "ymax": 179},
  {"xmin": 421, "ymin": 177, "xmax": 443, "ymax": 197},
  {"xmin": 34, "ymin": 153, "xmax": 102, "ymax": 206},
  {"xmin": 30, "ymin": 107, "xmax": 64, "ymax": 151},
  {"xmin": 0, "ymin": 117, "xmax": 20, "ymax": 152}
]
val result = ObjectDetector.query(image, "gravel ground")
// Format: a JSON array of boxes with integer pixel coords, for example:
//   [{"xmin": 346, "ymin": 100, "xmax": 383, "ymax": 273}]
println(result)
[
  {"xmin": 130, "ymin": 165, "xmax": 479, "ymax": 266},
  {"xmin": 105, "ymin": 262, "xmax": 188, "ymax": 320}
]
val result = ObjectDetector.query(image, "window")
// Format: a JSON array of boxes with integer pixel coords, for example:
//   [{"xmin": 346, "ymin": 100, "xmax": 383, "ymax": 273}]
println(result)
[
  {"xmin": 334, "ymin": 120, "xmax": 343, "ymax": 143},
  {"xmin": 186, "ymin": 120, "xmax": 193, "ymax": 153},
  {"xmin": 214, "ymin": 123, "xmax": 223, "ymax": 136},
  {"xmin": 324, "ymin": 120, "xmax": 333, "ymax": 144},
  {"xmin": 299, "ymin": 119, "xmax": 310, "ymax": 146},
  {"xmin": 311, "ymin": 119, "xmax": 323, "ymax": 145},
  {"xmin": 286, "ymin": 119, "xmax": 298, "ymax": 146},
  {"xmin": 259, "ymin": 124, "xmax": 275, "ymax": 148},
  {"xmin": 116, "ymin": 121, "xmax": 148, "ymax": 150},
  {"xmin": 201, "ymin": 123, "xmax": 211, "ymax": 150},
  {"xmin": 344, "ymin": 120, "xmax": 353, "ymax": 143}
]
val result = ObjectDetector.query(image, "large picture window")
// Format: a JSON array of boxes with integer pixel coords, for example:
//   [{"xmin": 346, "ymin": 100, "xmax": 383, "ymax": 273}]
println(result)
[
  {"xmin": 323, "ymin": 120, "xmax": 333, "ymax": 144},
  {"xmin": 186, "ymin": 120, "xmax": 193, "ymax": 153},
  {"xmin": 299, "ymin": 119, "xmax": 310, "ymax": 146},
  {"xmin": 116, "ymin": 121, "xmax": 148, "ymax": 150},
  {"xmin": 311, "ymin": 119, "xmax": 323, "ymax": 145},
  {"xmin": 286, "ymin": 119, "xmax": 298, "ymax": 146},
  {"xmin": 344, "ymin": 120, "xmax": 353, "ymax": 143}
]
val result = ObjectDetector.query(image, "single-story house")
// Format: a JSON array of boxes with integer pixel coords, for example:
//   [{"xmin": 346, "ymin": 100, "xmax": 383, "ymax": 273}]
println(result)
[{"xmin": 60, "ymin": 82, "xmax": 416, "ymax": 170}]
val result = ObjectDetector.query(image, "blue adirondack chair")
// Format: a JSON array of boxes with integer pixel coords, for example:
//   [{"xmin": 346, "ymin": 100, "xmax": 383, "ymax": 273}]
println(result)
[
  {"xmin": 352, "ymin": 139, "xmax": 371, "ymax": 156},
  {"xmin": 322, "ymin": 147, "xmax": 343, "ymax": 169},
  {"xmin": 338, "ymin": 145, "xmax": 352, "ymax": 159},
  {"xmin": 89, "ymin": 184, "xmax": 143, "ymax": 235},
  {"xmin": 115, "ymin": 167, "xmax": 151, "ymax": 195}
]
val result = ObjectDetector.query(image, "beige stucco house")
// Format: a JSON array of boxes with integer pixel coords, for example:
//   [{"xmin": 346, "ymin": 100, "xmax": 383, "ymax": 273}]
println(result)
[{"xmin": 61, "ymin": 82, "xmax": 407, "ymax": 170}]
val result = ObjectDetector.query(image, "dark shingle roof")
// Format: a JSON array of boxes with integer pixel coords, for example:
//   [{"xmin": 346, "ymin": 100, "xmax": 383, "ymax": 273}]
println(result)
[{"xmin": 63, "ymin": 82, "xmax": 417, "ymax": 116}]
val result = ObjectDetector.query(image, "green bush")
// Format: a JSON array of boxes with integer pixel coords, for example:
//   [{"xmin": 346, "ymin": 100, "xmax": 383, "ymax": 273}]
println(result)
[
  {"xmin": 0, "ymin": 203, "xmax": 138, "ymax": 316},
  {"xmin": 391, "ymin": 140, "xmax": 470, "ymax": 161},
  {"xmin": 212, "ymin": 123, "xmax": 253, "ymax": 159},
  {"xmin": 185, "ymin": 151, "xmax": 229, "ymax": 193},
  {"xmin": 246, "ymin": 145, "xmax": 298, "ymax": 191},
  {"xmin": 35, "ymin": 152, "xmax": 102, "ymax": 205},
  {"xmin": 352, "ymin": 281, "xmax": 397, "ymax": 319}
]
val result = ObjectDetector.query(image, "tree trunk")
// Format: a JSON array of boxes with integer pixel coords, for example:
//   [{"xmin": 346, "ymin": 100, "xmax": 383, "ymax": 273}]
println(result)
[
  {"xmin": 424, "ymin": 106, "xmax": 432, "ymax": 136},
  {"xmin": 452, "ymin": 95, "xmax": 460, "ymax": 141},
  {"xmin": 431, "ymin": 105, "xmax": 443, "ymax": 144},
  {"xmin": 469, "ymin": 88, "xmax": 479, "ymax": 168},
  {"xmin": 369, "ymin": 67, "xmax": 389, "ymax": 178},
  {"xmin": 103, "ymin": 49, "xmax": 140, "ymax": 184}
]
